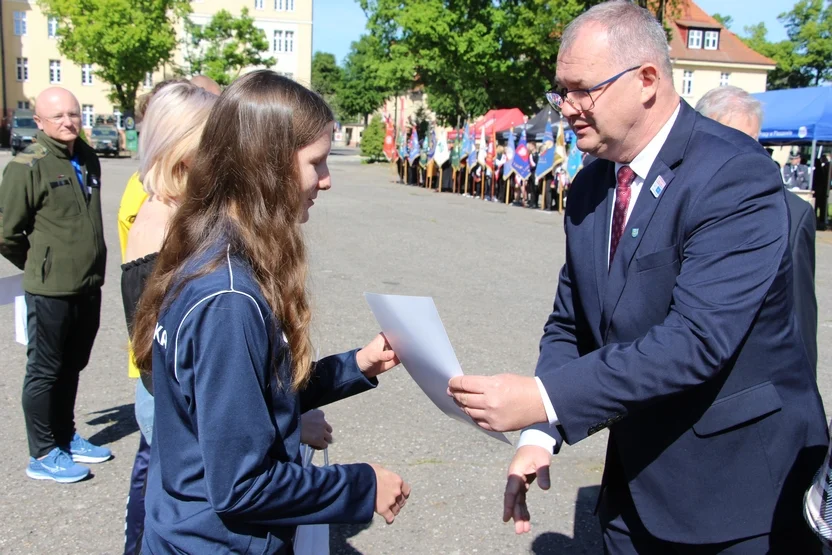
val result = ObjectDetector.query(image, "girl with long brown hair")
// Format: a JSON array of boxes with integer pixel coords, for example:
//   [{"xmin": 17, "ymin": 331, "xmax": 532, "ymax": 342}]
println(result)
[{"xmin": 132, "ymin": 70, "xmax": 409, "ymax": 554}]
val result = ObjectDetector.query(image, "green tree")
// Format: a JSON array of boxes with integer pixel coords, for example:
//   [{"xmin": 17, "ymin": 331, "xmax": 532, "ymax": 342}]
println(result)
[
  {"xmin": 360, "ymin": 114, "xmax": 386, "ymax": 161},
  {"xmin": 311, "ymin": 51, "xmax": 343, "ymax": 117},
  {"xmin": 743, "ymin": 0, "xmax": 832, "ymax": 89},
  {"xmin": 36, "ymin": 0, "xmax": 191, "ymax": 113},
  {"xmin": 339, "ymin": 35, "xmax": 394, "ymax": 124},
  {"xmin": 311, "ymin": 52, "xmax": 343, "ymax": 97},
  {"xmin": 184, "ymin": 8, "xmax": 275, "ymax": 87},
  {"xmin": 712, "ymin": 13, "xmax": 734, "ymax": 29},
  {"xmin": 780, "ymin": 0, "xmax": 832, "ymax": 86}
]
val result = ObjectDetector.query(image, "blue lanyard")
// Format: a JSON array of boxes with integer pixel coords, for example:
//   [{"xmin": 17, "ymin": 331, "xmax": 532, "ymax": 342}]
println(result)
[{"xmin": 70, "ymin": 156, "xmax": 88, "ymax": 196}]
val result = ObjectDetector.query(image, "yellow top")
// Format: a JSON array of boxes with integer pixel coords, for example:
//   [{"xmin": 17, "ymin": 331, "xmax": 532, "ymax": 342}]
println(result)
[{"xmin": 117, "ymin": 172, "xmax": 149, "ymax": 378}]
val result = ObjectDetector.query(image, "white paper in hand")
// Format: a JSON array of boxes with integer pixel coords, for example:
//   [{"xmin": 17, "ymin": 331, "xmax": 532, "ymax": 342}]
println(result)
[{"xmin": 365, "ymin": 293, "xmax": 509, "ymax": 444}]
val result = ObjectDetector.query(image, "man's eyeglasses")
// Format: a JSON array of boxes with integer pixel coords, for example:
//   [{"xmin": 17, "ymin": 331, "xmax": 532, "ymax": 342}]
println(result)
[
  {"xmin": 39, "ymin": 113, "xmax": 82, "ymax": 124},
  {"xmin": 546, "ymin": 65, "xmax": 641, "ymax": 114}
]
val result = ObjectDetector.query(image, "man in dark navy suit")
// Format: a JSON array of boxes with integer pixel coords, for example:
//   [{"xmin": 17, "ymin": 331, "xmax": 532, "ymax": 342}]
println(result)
[
  {"xmin": 449, "ymin": 2, "xmax": 827, "ymax": 552},
  {"xmin": 696, "ymin": 85, "xmax": 817, "ymax": 378}
]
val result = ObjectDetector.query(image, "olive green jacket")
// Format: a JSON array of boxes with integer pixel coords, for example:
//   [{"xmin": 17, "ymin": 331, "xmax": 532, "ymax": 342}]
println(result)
[{"xmin": 0, "ymin": 131, "xmax": 107, "ymax": 296}]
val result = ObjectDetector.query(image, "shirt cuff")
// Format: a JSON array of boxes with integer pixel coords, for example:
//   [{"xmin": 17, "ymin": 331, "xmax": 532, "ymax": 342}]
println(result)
[
  {"xmin": 535, "ymin": 376, "xmax": 559, "ymax": 426},
  {"xmin": 517, "ymin": 425, "xmax": 563, "ymax": 455}
]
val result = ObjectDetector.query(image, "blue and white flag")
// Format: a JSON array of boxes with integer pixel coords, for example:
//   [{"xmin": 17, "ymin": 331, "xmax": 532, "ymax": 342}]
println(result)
[
  {"xmin": 511, "ymin": 129, "xmax": 531, "ymax": 180},
  {"xmin": 503, "ymin": 127, "xmax": 516, "ymax": 179},
  {"xmin": 536, "ymin": 119, "xmax": 555, "ymax": 182},
  {"xmin": 408, "ymin": 128, "xmax": 420, "ymax": 164}
]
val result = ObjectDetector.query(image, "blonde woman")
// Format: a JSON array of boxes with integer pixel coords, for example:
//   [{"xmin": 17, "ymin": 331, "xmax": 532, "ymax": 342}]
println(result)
[{"xmin": 120, "ymin": 81, "xmax": 217, "ymax": 555}]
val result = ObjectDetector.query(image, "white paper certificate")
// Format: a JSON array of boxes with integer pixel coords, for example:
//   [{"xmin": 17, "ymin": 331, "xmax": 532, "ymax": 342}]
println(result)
[{"xmin": 365, "ymin": 293, "xmax": 509, "ymax": 444}]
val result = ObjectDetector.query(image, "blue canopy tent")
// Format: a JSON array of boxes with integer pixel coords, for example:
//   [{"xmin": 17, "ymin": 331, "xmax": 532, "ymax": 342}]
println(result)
[
  {"xmin": 753, "ymin": 86, "xmax": 832, "ymax": 226},
  {"xmin": 753, "ymin": 86, "xmax": 832, "ymax": 147}
]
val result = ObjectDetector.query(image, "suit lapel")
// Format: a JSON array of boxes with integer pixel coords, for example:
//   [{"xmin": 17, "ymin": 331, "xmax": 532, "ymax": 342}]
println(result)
[
  {"xmin": 593, "ymin": 161, "xmax": 616, "ymax": 312},
  {"xmin": 599, "ymin": 100, "xmax": 695, "ymax": 338}
]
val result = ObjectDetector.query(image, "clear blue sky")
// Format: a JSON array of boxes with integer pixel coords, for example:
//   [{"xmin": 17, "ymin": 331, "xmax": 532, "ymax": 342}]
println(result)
[{"xmin": 311, "ymin": 0, "xmax": 794, "ymax": 65}]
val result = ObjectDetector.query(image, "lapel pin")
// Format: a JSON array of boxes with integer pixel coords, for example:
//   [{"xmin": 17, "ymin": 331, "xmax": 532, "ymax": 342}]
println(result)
[
  {"xmin": 632, "ymin": 228, "xmax": 639, "ymax": 238},
  {"xmin": 650, "ymin": 175, "xmax": 666, "ymax": 198}
]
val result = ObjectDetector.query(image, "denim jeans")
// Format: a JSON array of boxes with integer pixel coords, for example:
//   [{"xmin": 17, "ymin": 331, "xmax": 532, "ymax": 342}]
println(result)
[{"xmin": 134, "ymin": 379, "xmax": 154, "ymax": 445}]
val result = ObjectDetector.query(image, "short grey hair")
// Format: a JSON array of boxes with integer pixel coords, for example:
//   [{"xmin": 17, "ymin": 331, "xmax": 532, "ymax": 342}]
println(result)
[
  {"xmin": 695, "ymin": 86, "xmax": 763, "ymax": 125},
  {"xmin": 560, "ymin": 1, "xmax": 673, "ymax": 78}
]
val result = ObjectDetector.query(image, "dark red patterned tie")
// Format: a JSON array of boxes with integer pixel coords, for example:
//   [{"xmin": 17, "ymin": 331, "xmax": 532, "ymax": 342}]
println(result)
[{"xmin": 609, "ymin": 166, "xmax": 636, "ymax": 268}]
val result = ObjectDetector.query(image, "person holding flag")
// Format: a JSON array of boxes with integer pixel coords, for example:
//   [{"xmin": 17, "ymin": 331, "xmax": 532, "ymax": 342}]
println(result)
[
  {"xmin": 465, "ymin": 125, "xmax": 478, "ymax": 197},
  {"xmin": 511, "ymin": 129, "xmax": 532, "ymax": 206},
  {"xmin": 395, "ymin": 129, "xmax": 407, "ymax": 183},
  {"xmin": 450, "ymin": 129, "xmax": 462, "ymax": 193},
  {"xmin": 536, "ymin": 119, "xmax": 556, "ymax": 209},
  {"xmin": 433, "ymin": 129, "xmax": 451, "ymax": 192},
  {"xmin": 383, "ymin": 116, "xmax": 397, "ymax": 163},
  {"xmin": 407, "ymin": 127, "xmax": 420, "ymax": 186},
  {"xmin": 419, "ymin": 133, "xmax": 429, "ymax": 187}
]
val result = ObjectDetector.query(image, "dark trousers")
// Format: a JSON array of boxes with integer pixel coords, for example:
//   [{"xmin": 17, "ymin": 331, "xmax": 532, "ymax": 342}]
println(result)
[
  {"xmin": 23, "ymin": 290, "xmax": 101, "ymax": 458},
  {"xmin": 599, "ymin": 462, "xmax": 822, "ymax": 555},
  {"xmin": 125, "ymin": 432, "xmax": 151, "ymax": 555}
]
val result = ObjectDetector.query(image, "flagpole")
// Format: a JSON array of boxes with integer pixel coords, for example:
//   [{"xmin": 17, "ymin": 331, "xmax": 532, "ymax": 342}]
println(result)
[
  {"xmin": 438, "ymin": 165, "xmax": 443, "ymax": 192},
  {"xmin": 465, "ymin": 165, "xmax": 470, "ymax": 196}
]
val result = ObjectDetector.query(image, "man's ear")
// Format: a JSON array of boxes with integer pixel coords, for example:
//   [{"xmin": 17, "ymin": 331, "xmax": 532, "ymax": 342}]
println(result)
[
  {"xmin": 638, "ymin": 64, "xmax": 661, "ymax": 105},
  {"xmin": 33, "ymin": 115, "xmax": 45, "ymax": 131}
]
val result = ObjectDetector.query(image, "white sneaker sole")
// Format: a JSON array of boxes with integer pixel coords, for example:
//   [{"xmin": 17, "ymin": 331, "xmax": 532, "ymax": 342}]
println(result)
[
  {"xmin": 71, "ymin": 454, "xmax": 112, "ymax": 464},
  {"xmin": 26, "ymin": 468, "xmax": 89, "ymax": 483}
]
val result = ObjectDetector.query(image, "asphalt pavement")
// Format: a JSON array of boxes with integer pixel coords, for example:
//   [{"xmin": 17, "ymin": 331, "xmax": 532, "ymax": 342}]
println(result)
[{"xmin": 0, "ymin": 149, "xmax": 830, "ymax": 554}]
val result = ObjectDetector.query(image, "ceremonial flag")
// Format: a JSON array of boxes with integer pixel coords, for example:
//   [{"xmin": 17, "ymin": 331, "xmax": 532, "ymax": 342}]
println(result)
[
  {"xmin": 420, "ymin": 134, "xmax": 429, "ymax": 168},
  {"xmin": 477, "ymin": 126, "xmax": 487, "ymax": 167},
  {"xmin": 450, "ymin": 130, "xmax": 461, "ymax": 170},
  {"xmin": 503, "ymin": 127, "xmax": 516, "ymax": 179},
  {"xmin": 460, "ymin": 122, "xmax": 471, "ymax": 158},
  {"xmin": 511, "ymin": 129, "xmax": 531, "ymax": 180},
  {"xmin": 434, "ymin": 129, "xmax": 450, "ymax": 166},
  {"xmin": 566, "ymin": 139, "xmax": 584, "ymax": 181},
  {"xmin": 536, "ymin": 119, "xmax": 555, "ymax": 182},
  {"xmin": 555, "ymin": 120, "xmax": 567, "ymax": 166},
  {"xmin": 467, "ymin": 126, "xmax": 477, "ymax": 167},
  {"xmin": 408, "ymin": 127, "xmax": 420, "ymax": 164},
  {"xmin": 397, "ymin": 130, "xmax": 408, "ymax": 161},
  {"xmin": 428, "ymin": 128, "xmax": 437, "ymax": 160},
  {"xmin": 383, "ymin": 117, "xmax": 397, "ymax": 161}
]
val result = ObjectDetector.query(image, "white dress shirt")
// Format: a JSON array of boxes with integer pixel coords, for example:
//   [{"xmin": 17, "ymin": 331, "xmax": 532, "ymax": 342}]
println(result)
[{"xmin": 518, "ymin": 105, "xmax": 681, "ymax": 453}]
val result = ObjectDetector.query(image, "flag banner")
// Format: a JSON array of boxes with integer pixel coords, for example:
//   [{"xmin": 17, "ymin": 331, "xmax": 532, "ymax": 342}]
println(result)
[
  {"xmin": 408, "ymin": 128, "xmax": 420, "ymax": 165},
  {"xmin": 536, "ymin": 119, "xmax": 555, "ymax": 182},
  {"xmin": 477, "ymin": 126, "xmax": 487, "ymax": 167},
  {"xmin": 450, "ymin": 130, "xmax": 461, "ymax": 170},
  {"xmin": 485, "ymin": 132, "xmax": 495, "ymax": 171},
  {"xmin": 383, "ymin": 119, "xmax": 397, "ymax": 161},
  {"xmin": 555, "ymin": 120, "xmax": 567, "ymax": 167},
  {"xmin": 566, "ymin": 141, "xmax": 584, "ymax": 181},
  {"xmin": 467, "ymin": 126, "xmax": 477, "ymax": 168},
  {"xmin": 420, "ymin": 134, "xmax": 429, "ymax": 168},
  {"xmin": 428, "ymin": 128, "xmax": 437, "ymax": 160},
  {"xmin": 511, "ymin": 129, "xmax": 531, "ymax": 180},
  {"xmin": 503, "ymin": 127, "xmax": 516, "ymax": 179},
  {"xmin": 397, "ymin": 130, "xmax": 408, "ymax": 161},
  {"xmin": 434, "ymin": 129, "xmax": 450, "ymax": 166},
  {"xmin": 460, "ymin": 122, "xmax": 471, "ymax": 158}
]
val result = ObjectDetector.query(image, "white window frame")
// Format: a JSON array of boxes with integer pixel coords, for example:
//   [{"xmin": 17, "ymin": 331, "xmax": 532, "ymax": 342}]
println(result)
[
  {"xmin": 254, "ymin": 0, "xmax": 264, "ymax": 9},
  {"xmin": 688, "ymin": 29, "xmax": 703, "ymax": 49},
  {"xmin": 275, "ymin": 0, "xmax": 282, "ymax": 8},
  {"xmin": 287, "ymin": 0, "xmax": 294, "ymax": 9},
  {"xmin": 49, "ymin": 60, "xmax": 62, "ymax": 84},
  {"xmin": 720, "ymin": 72, "xmax": 730, "ymax": 87},
  {"xmin": 48, "ymin": 16, "xmax": 58, "ymax": 38},
  {"xmin": 14, "ymin": 12, "xmax": 27, "ymax": 36},
  {"xmin": 82, "ymin": 105, "xmax": 94, "ymax": 128},
  {"xmin": 704, "ymin": 30, "xmax": 719, "ymax": 50},
  {"xmin": 81, "ymin": 64, "xmax": 94, "ymax": 86},
  {"xmin": 274, "ymin": 30, "xmax": 283, "ymax": 52},
  {"xmin": 682, "ymin": 70, "xmax": 693, "ymax": 96},
  {"xmin": 16, "ymin": 58, "xmax": 28, "ymax": 82},
  {"xmin": 285, "ymin": 30, "xmax": 294, "ymax": 53},
  {"xmin": 17, "ymin": 101, "xmax": 30, "ymax": 110},
  {"xmin": 144, "ymin": 72, "xmax": 153, "ymax": 89}
]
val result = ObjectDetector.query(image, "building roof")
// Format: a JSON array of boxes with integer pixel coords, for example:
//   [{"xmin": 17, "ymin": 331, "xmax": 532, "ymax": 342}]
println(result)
[{"xmin": 667, "ymin": 0, "xmax": 775, "ymax": 67}]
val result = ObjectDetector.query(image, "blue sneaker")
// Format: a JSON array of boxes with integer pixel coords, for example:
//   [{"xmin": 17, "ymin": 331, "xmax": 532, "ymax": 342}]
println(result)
[
  {"xmin": 68, "ymin": 433, "xmax": 112, "ymax": 463},
  {"xmin": 26, "ymin": 447, "xmax": 90, "ymax": 483}
]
